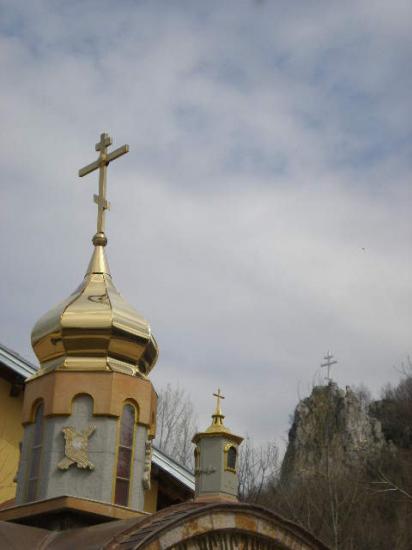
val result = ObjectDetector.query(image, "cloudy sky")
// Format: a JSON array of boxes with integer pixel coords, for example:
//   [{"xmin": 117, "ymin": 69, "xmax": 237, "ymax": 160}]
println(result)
[{"xmin": 1, "ymin": 1, "xmax": 411, "ymax": 450}]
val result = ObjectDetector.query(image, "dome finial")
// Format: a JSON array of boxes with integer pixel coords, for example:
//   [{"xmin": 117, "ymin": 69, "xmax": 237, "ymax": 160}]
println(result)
[
  {"xmin": 202, "ymin": 388, "xmax": 230, "ymax": 434},
  {"xmin": 212, "ymin": 388, "xmax": 225, "ymax": 426},
  {"xmin": 78, "ymin": 132, "xmax": 129, "ymax": 246}
]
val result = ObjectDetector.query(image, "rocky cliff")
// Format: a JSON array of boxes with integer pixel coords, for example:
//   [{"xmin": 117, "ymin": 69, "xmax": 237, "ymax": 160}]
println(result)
[{"xmin": 281, "ymin": 382, "xmax": 388, "ymax": 483}]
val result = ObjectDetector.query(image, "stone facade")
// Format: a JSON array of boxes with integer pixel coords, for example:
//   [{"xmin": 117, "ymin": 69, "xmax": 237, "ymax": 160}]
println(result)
[
  {"xmin": 195, "ymin": 436, "xmax": 238, "ymax": 499},
  {"xmin": 17, "ymin": 394, "xmax": 148, "ymax": 510}
]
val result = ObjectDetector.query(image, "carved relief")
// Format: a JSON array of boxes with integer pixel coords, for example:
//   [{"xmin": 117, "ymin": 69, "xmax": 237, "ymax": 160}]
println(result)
[
  {"xmin": 142, "ymin": 439, "xmax": 152, "ymax": 490},
  {"xmin": 58, "ymin": 425, "xmax": 96, "ymax": 471}
]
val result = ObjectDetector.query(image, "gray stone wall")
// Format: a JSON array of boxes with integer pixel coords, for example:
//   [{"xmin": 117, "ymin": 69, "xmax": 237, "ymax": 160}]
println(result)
[
  {"xmin": 17, "ymin": 395, "xmax": 147, "ymax": 509},
  {"xmin": 196, "ymin": 437, "xmax": 238, "ymax": 499}
]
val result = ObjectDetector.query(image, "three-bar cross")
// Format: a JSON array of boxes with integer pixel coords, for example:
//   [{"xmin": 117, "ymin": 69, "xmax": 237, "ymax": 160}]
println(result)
[
  {"xmin": 79, "ymin": 132, "xmax": 129, "ymax": 239},
  {"xmin": 321, "ymin": 352, "xmax": 338, "ymax": 383}
]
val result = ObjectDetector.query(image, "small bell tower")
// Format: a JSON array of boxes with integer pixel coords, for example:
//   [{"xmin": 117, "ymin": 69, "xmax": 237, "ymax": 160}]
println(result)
[{"xmin": 192, "ymin": 389, "xmax": 243, "ymax": 501}]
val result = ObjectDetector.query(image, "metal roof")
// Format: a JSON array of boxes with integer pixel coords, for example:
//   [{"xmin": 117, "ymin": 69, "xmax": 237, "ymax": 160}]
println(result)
[
  {"xmin": 152, "ymin": 448, "xmax": 195, "ymax": 491},
  {"xmin": 0, "ymin": 343, "xmax": 37, "ymax": 379}
]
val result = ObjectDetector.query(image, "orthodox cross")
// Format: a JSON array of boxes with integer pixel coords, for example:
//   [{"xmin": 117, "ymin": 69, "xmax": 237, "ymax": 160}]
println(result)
[
  {"xmin": 79, "ymin": 132, "xmax": 129, "ymax": 241},
  {"xmin": 321, "ymin": 352, "xmax": 338, "ymax": 383},
  {"xmin": 213, "ymin": 388, "xmax": 225, "ymax": 414}
]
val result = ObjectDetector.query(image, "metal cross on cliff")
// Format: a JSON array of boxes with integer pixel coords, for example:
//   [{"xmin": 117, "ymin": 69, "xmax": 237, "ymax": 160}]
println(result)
[
  {"xmin": 79, "ymin": 132, "xmax": 129, "ymax": 246},
  {"xmin": 321, "ymin": 351, "xmax": 338, "ymax": 383}
]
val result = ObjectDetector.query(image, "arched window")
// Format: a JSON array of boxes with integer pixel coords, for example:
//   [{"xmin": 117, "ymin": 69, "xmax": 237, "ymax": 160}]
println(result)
[
  {"xmin": 27, "ymin": 402, "xmax": 44, "ymax": 501},
  {"xmin": 225, "ymin": 445, "xmax": 237, "ymax": 472},
  {"xmin": 114, "ymin": 403, "xmax": 136, "ymax": 506},
  {"xmin": 227, "ymin": 446, "xmax": 237, "ymax": 470}
]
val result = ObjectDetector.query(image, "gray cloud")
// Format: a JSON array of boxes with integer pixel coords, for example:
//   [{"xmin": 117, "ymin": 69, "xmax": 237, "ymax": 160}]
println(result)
[{"xmin": 0, "ymin": 0, "xmax": 411, "ymax": 448}]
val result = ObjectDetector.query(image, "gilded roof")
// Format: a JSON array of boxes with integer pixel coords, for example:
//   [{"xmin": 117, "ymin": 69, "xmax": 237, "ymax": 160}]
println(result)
[{"xmin": 31, "ymin": 243, "xmax": 158, "ymax": 378}]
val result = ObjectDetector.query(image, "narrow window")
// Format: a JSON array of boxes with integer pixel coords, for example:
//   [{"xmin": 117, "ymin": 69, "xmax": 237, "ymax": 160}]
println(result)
[
  {"xmin": 227, "ymin": 446, "xmax": 237, "ymax": 471},
  {"xmin": 114, "ymin": 404, "xmax": 136, "ymax": 506},
  {"xmin": 194, "ymin": 447, "xmax": 200, "ymax": 473},
  {"xmin": 27, "ymin": 402, "xmax": 44, "ymax": 501}
]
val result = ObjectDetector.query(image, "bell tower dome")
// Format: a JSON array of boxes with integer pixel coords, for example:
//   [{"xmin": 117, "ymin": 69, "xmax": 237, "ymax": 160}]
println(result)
[{"xmin": 16, "ymin": 133, "xmax": 158, "ymax": 519}]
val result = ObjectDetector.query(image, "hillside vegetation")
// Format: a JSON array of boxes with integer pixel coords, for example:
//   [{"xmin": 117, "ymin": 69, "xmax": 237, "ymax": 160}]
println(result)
[{"xmin": 252, "ymin": 370, "xmax": 412, "ymax": 550}]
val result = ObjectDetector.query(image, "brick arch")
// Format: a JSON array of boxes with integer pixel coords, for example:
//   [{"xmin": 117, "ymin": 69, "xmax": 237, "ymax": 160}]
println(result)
[{"xmin": 112, "ymin": 502, "xmax": 328, "ymax": 550}]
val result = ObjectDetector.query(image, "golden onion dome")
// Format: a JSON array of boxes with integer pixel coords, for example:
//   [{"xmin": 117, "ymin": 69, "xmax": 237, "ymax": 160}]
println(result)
[
  {"xmin": 31, "ymin": 238, "xmax": 158, "ymax": 378},
  {"xmin": 31, "ymin": 132, "xmax": 158, "ymax": 379}
]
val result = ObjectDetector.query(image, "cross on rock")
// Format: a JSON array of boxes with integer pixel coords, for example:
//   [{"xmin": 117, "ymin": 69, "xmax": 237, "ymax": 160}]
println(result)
[
  {"xmin": 79, "ymin": 132, "xmax": 129, "ymax": 245},
  {"xmin": 321, "ymin": 352, "xmax": 338, "ymax": 383}
]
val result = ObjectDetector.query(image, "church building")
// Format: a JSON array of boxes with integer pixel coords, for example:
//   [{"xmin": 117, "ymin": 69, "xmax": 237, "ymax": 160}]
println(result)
[{"xmin": 0, "ymin": 133, "xmax": 327, "ymax": 549}]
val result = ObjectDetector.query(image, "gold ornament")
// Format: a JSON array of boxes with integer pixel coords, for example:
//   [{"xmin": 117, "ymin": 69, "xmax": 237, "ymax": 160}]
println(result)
[{"xmin": 58, "ymin": 425, "xmax": 96, "ymax": 471}]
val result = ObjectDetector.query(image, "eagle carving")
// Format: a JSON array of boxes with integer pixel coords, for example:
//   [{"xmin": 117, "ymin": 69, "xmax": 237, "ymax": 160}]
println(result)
[{"xmin": 57, "ymin": 425, "xmax": 96, "ymax": 471}]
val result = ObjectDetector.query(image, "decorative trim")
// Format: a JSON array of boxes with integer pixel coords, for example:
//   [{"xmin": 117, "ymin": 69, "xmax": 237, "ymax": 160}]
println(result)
[
  {"xmin": 0, "ymin": 495, "xmax": 146, "ymax": 523},
  {"xmin": 143, "ymin": 439, "xmax": 152, "ymax": 490},
  {"xmin": 129, "ymin": 503, "xmax": 329, "ymax": 550},
  {"xmin": 22, "ymin": 371, "xmax": 157, "ymax": 431}
]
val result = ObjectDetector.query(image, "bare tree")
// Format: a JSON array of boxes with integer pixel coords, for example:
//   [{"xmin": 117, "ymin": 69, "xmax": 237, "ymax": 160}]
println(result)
[
  {"xmin": 238, "ymin": 436, "xmax": 279, "ymax": 502},
  {"xmin": 154, "ymin": 383, "xmax": 197, "ymax": 469},
  {"xmin": 154, "ymin": 384, "xmax": 280, "ymax": 498},
  {"xmin": 371, "ymin": 472, "xmax": 412, "ymax": 501}
]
